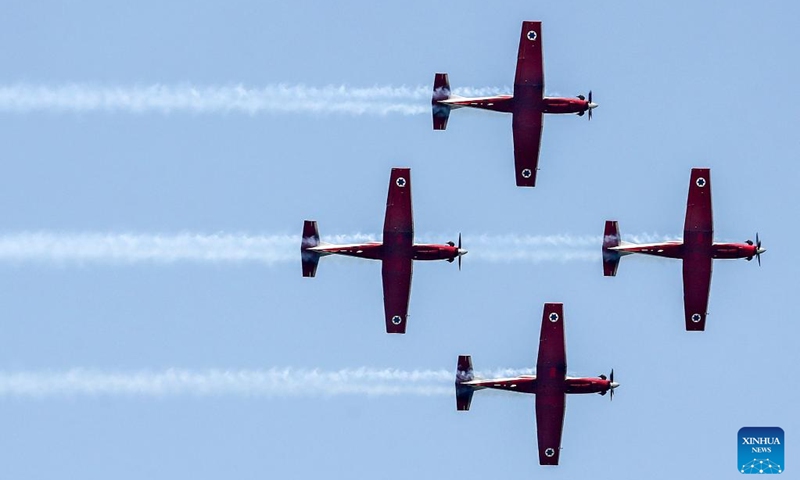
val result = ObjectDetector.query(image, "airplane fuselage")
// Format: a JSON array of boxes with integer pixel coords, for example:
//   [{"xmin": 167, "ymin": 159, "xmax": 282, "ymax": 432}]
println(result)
[
  {"xmin": 438, "ymin": 95, "xmax": 591, "ymax": 115},
  {"xmin": 541, "ymin": 96, "xmax": 592, "ymax": 114},
  {"xmin": 466, "ymin": 375, "xmax": 613, "ymax": 395},
  {"xmin": 310, "ymin": 242, "xmax": 462, "ymax": 262},
  {"xmin": 611, "ymin": 241, "xmax": 761, "ymax": 261}
]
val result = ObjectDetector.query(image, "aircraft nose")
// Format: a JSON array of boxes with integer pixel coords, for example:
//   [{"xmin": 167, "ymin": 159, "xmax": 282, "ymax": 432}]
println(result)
[
  {"xmin": 610, "ymin": 382, "xmax": 620, "ymax": 389},
  {"xmin": 458, "ymin": 248, "xmax": 468, "ymax": 256},
  {"xmin": 758, "ymin": 247, "xmax": 767, "ymax": 254},
  {"xmin": 588, "ymin": 102, "xmax": 599, "ymax": 109}
]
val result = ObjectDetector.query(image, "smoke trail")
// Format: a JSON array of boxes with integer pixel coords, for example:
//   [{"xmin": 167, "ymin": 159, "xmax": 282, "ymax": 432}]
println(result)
[
  {"xmin": 0, "ymin": 232, "xmax": 373, "ymax": 265},
  {"xmin": 0, "ymin": 83, "xmax": 507, "ymax": 116},
  {"xmin": 423, "ymin": 232, "xmax": 676, "ymax": 263},
  {"xmin": 0, "ymin": 367, "xmax": 536, "ymax": 398},
  {"xmin": 0, "ymin": 232, "xmax": 675, "ymax": 265}
]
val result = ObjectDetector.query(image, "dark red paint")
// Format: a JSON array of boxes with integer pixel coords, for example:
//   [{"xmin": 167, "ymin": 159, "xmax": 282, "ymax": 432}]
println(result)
[
  {"xmin": 301, "ymin": 168, "xmax": 467, "ymax": 334},
  {"xmin": 432, "ymin": 21, "xmax": 597, "ymax": 187},
  {"xmin": 603, "ymin": 168, "xmax": 765, "ymax": 331},
  {"xmin": 455, "ymin": 303, "xmax": 618, "ymax": 465}
]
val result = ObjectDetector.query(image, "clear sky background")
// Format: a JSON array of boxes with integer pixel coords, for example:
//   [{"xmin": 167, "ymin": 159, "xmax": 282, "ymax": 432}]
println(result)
[{"xmin": 0, "ymin": 2, "xmax": 797, "ymax": 479}]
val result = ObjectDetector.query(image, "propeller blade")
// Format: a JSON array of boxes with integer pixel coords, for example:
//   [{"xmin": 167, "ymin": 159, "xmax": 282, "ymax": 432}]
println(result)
[
  {"xmin": 588, "ymin": 107, "xmax": 592, "ymax": 120},
  {"xmin": 458, "ymin": 233, "xmax": 462, "ymax": 271},
  {"xmin": 756, "ymin": 232, "xmax": 762, "ymax": 266},
  {"xmin": 588, "ymin": 90, "xmax": 593, "ymax": 104},
  {"xmin": 609, "ymin": 368, "xmax": 615, "ymax": 401}
]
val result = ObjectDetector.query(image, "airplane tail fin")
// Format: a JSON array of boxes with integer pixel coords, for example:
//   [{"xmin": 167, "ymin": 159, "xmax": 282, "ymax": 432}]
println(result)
[
  {"xmin": 432, "ymin": 73, "xmax": 452, "ymax": 130},
  {"xmin": 455, "ymin": 355, "xmax": 476, "ymax": 411},
  {"xmin": 602, "ymin": 220, "xmax": 622, "ymax": 277},
  {"xmin": 301, "ymin": 220, "xmax": 322, "ymax": 278}
]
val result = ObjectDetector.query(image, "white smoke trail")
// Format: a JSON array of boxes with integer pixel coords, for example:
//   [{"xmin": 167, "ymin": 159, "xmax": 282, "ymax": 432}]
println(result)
[
  {"xmin": 0, "ymin": 83, "xmax": 507, "ymax": 116},
  {"xmin": 422, "ymin": 232, "xmax": 676, "ymax": 263},
  {"xmin": 0, "ymin": 232, "xmax": 675, "ymax": 265},
  {"xmin": 0, "ymin": 367, "xmax": 536, "ymax": 398},
  {"xmin": 0, "ymin": 232, "xmax": 373, "ymax": 265}
]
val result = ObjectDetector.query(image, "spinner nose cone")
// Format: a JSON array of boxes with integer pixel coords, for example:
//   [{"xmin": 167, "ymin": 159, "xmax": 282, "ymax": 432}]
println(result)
[
  {"xmin": 458, "ymin": 248, "xmax": 468, "ymax": 256},
  {"xmin": 757, "ymin": 247, "xmax": 766, "ymax": 255},
  {"xmin": 588, "ymin": 102, "xmax": 599, "ymax": 110},
  {"xmin": 610, "ymin": 381, "xmax": 620, "ymax": 389}
]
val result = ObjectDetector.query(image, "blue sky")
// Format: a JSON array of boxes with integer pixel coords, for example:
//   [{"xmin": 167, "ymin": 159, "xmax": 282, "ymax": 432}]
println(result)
[{"xmin": 0, "ymin": 2, "xmax": 797, "ymax": 479}]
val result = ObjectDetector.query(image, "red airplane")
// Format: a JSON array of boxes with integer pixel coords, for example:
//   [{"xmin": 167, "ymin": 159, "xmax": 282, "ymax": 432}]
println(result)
[
  {"xmin": 456, "ymin": 303, "xmax": 618, "ymax": 465},
  {"xmin": 301, "ymin": 167, "xmax": 467, "ymax": 334},
  {"xmin": 432, "ymin": 21, "xmax": 598, "ymax": 187},
  {"xmin": 602, "ymin": 168, "xmax": 766, "ymax": 331}
]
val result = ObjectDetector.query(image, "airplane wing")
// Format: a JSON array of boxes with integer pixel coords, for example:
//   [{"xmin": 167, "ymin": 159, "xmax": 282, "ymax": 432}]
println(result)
[
  {"xmin": 514, "ymin": 21, "xmax": 544, "ymax": 90},
  {"xmin": 512, "ymin": 109, "xmax": 543, "ymax": 187},
  {"xmin": 382, "ymin": 256, "xmax": 412, "ymax": 334},
  {"xmin": 536, "ymin": 303, "xmax": 566, "ymax": 377},
  {"xmin": 536, "ymin": 390, "xmax": 566, "ymax": 465},
  {"xmin": 535, "ymin": 303, "xmax": 566, "ymax": 464},
  {"xmin": 512, "ymin": 21, "xmax": 545, "ymax": 187},
  {"xmin": 682, "ymin": 168, "xmax": 713, "ymax": 331},
  {"xmin": 683, "ymin": 168, "xmax": 713, "ymax": 238},
  {"xmin": 382, "ymin": 168, "xmax": 414, "ymax": 334},
  {"xmin": 683, "ymin": 255, "xmax": 712, "ymax": 331},
  {"xmin": 383, "ymin": 168, "xmax": 414, "ymax": 239}
]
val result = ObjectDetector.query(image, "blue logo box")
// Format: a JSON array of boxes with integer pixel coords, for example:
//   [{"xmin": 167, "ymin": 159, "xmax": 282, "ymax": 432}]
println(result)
[{"xmin": 739, "ymin": 427, "xmax": 784, "ymax": 474}]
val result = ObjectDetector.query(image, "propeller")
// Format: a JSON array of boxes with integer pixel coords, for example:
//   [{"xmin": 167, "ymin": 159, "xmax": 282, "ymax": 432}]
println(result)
[
  {"xmin": 755, "ymin": 232, "xmax": 764, "ymax": 266},
  {"xmin": 577, "ymin": 91, "xmax": 597, "ymax": 119},
  {"xmin": 600, "ymin": 369, "xmax": 618, "ymax": 400},
  {"xmin": 609, "ymin": 368, "xmax": 615, "ymax": 400},
  {"xmin": 447, "ymin": 234, "xmax": 467, "ymax": 269},
  {"xmin": 746, "ymin": 233, "xmax": 765, "ymax": 265},
  {"xmin": 458, "ymin": 233, "xmax": 463, "ymax": 271}
]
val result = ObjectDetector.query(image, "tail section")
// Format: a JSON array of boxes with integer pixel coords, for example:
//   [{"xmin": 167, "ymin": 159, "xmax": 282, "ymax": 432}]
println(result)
[
  {"xmin": 432, "ymin": 73, "xmax": 452, "ymax": 130},
  {"xmin": 602, "ymin": 220, "xmax": 622, "ymax": 277},
  {"xmin": 455, "ymin": 355, "xmax": 475, "ymax": 411},
  {"xmin": 301, "ymin": 220, "xmax": 321, "ymax": 278}
]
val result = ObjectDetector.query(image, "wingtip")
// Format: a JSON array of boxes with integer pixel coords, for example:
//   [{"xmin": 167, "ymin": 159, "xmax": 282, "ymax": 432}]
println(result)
[{"xmin": 385, "ymin": 314, "xmax": 408, "ymax": 334}]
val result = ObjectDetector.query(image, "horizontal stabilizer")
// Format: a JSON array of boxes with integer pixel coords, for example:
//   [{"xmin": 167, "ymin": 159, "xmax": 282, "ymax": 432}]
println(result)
[
  {"xmin": 602, "ymin": 220, "xmax": 622, "ymax": 277},
  {"xmin": 603, "ymin": 220, "xmax": 621, "ymax": 249},
  {"xmin": 432, "ymin": 73, "xmax": 452, "ymax": 130},
  {"xmin": 433, "ymin": 104, "xmax": 451, "ymax": 130},
  {"xmin": 302, "ymin": 220, "xmax": 321, "ymax": 249},
  {"xmin": 456, "ymin": 355, "xmax": 475, "ymax": 411},
  {"xmin": 433, "ymin": 73, "xmax": 451, "ymax": 102},
  {"xmin": 301, "ymin": 251, "xmax": 321, "ymax": 278},
  {"xmin": 457, "ymin": 355, "xmax": 474, "ymax": 381},
  {"xmin": 456, "ymin": 385, "xmax": 475, "ymax": 411},
  {"xmin": 301, "ymin": 220, "xmax": 322, "ymax": 278}
]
